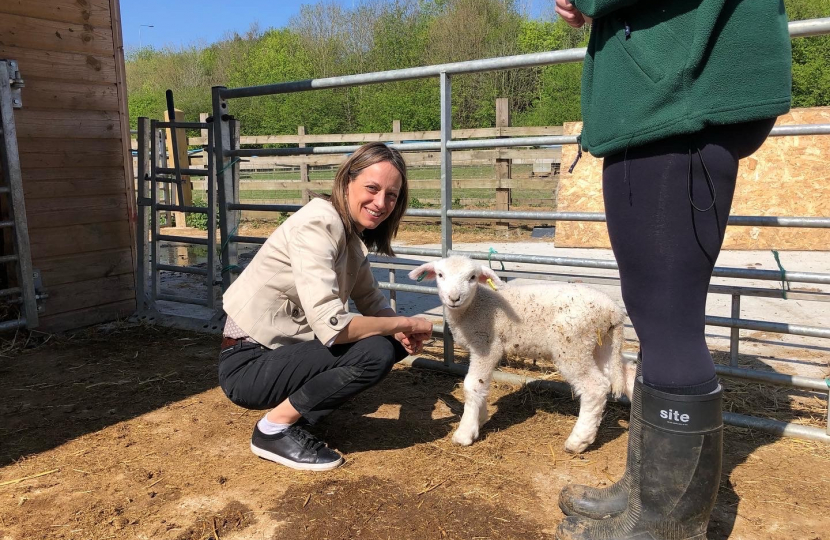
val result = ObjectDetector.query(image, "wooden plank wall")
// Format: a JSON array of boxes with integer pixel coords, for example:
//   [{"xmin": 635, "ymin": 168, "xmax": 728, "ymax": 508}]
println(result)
[{"xmin": 0, "ymin": 0, "xmax": 136, "ymax": 331}]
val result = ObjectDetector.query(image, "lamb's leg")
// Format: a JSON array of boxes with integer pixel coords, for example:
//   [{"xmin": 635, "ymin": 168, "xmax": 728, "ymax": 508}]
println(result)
[
  {"xmin": 452, "ymin": 352, "xmax": 499, "ymax": 446},
  {"xmin": 558, "ymin": 360, "xmax": 610, "ymax": 454}
]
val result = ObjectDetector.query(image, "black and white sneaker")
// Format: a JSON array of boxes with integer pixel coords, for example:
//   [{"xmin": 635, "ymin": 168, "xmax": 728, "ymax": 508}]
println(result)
[{"xmin": 250, "ymin": 424, "xmax": 343, "ymax": 471}]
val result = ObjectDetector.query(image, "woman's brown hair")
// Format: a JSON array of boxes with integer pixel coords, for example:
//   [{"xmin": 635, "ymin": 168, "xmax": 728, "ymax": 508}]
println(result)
[{"xmin": 329, "ymin": 142, "xmax": 408, "ymax": 256}]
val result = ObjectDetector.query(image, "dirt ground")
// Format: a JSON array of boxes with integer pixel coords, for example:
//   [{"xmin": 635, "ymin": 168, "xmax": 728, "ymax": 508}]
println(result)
[{"xmin": 0, "ymin": 323, "xmax": 828, "ymax": 540}]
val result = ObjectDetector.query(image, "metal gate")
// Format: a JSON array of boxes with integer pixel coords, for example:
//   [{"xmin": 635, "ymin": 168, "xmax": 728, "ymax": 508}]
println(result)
[
  {"xmin": 0, "ymin": 59, "xmax": 41, "ymax": 331},
  {"xmin": 134, "ymin": 116, "xmax": 220, "ymax": 329}
]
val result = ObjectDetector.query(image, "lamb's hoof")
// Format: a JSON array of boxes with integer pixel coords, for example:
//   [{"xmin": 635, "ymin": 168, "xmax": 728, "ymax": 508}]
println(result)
[
  {"xmin": 563, "ymin": 437, "xmax": 590, "ymax": 454},
  {"xmin": 452, "ymin": 430, "xmax": 476, "ymax": 446}
]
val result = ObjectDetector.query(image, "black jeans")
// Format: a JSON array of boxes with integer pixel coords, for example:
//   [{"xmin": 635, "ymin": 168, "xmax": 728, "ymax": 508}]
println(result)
[
  {"xmin": 218, "ymin": 335, "xmax": 408, "ymax": 424},
  {"xmin": 602, "ymin": 119, "xmax": 776, "ymax": 392}
]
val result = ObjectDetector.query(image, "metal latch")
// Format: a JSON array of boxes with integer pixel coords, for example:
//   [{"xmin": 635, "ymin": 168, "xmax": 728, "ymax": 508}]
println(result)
[{"xmin": 33, "ymin": 269, "xmax": 47, "ymax": 313}]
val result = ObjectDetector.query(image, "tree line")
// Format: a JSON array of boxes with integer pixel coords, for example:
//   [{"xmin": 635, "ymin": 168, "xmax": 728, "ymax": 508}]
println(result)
[{"xmin": 126, "ymin": 0, "xmax": 829, "ymax": 135}]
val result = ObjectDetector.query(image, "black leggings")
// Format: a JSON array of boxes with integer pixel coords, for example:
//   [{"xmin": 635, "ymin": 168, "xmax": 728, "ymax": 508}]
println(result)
[
  {"xmin": 602, "ymin": 119, "xmax": 775, "ymax": 392},
  {"xmin": 218, "ymin": 335, "xmax": 408, "ymax": 424}
]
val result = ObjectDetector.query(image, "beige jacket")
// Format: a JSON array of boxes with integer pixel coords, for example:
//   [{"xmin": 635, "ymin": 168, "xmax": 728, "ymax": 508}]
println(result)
[{"xmin": 222, "ymin": 198, "xmax": 390, "ymax": 349}]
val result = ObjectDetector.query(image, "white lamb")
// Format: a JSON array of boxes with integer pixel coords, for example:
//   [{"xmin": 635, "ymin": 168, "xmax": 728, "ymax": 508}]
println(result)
[{"xmin": 409, "ymin": 256, "xmax": 636, "ymax": 454}]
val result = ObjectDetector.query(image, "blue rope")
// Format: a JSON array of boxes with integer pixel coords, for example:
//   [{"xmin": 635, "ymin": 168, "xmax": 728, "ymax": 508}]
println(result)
[
  {"xmin": 771, "ymin": 250, "xmax": 790, "ymax": 300},
  {"xmin": 488, "ymin": 247, "xmax": 505, "ymax": 271}
]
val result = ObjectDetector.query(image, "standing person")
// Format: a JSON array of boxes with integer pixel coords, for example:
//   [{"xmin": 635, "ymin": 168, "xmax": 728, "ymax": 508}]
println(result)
[
  {"xmin": 552, "ymin": 1, "xmax": 792, "ymax": 538},
  {"xmin": 218, "ymin": 142, "xmax": 433, "ymax": 471}
]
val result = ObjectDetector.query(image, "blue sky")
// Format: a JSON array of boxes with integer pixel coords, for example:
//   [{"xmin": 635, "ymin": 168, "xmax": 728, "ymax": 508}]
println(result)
[{"xmin": 120, "ymin": 0, "xmax": 548, "ymax": 50}]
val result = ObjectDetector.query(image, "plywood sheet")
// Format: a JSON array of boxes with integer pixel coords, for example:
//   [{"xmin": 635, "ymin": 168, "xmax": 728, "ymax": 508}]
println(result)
[{"xmin": 556, "ymin": 108, "xmax": 830, "ymax": 250}]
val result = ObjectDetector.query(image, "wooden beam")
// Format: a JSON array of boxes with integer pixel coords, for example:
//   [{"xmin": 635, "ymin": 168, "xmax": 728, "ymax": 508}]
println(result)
[
  {"xmin": 0, "ymin": 12, "xmax": 115, "ymax": 56},
  {"xmin": 35, "ymin": 248, "xmax": 134, "ymax": 287},
  {"xmin": 18, "ymin": 138, "xmax": 125, "ymax": 168},
  {"xmin": 30, "ymin": 221, "xmax": 132, "ymax": 259},
  {"xmin": 495, "ymin": 98, "xmax": 512, "ymax": 228},
  {"xmin": 299, "ymin": 125, "xmax": 309, "ymax": 204},
  {"xmin": 164, "ymin": 108, "xmax": 192, "ymax": 227},
  {"xmin": 20, "ymin": 77, "xmax": 119, "ymax": 111},
  {"xmin": 0, "ymin": 0, "xmax": 113, "ymax": 28},
  {"xmin": 184, "ymin": 125, "xmax": 566, "ymax": 146},
  {"xmin": 22, "ymin": 167, "xmax": 128, "ymax": 199},
  {"xmin": 192, "ymin": 177, "xmax": 558, "ymax": 192},
  {"xmin": 15, "ymin": 110, "xmax": 121, "ymax": 139},
  {"xmin": 0, "ymin": 45, "xmax": 117, "ymax": 83},
  {"xmin": 38, "ymin": 299, "xmax": 135, "ymax": 332},
  {"xmin": 110, "ymin": 0, "xmax": 137, "ymax": 300},
  {"xmin": 26, "ymin": 194, "xmax": 128, "ymax": 229},
  {"xmin": 41, "ymin": 273, "xmax": 135, "ymax": 314}
]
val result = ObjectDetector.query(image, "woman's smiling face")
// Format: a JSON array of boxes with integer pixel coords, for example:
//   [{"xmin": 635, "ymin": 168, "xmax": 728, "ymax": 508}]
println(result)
[{"xmin": 346, "ymin": 161, "xmax": 402, "ymax": 232}]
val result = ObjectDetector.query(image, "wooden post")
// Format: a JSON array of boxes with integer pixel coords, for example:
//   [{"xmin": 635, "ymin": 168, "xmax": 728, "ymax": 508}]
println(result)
[
  {"xmin": 299, "ymin": 126, "xmax": 310, "ymax": 204},
  {"xmin": 199, "ymin": 113, "xmax": 209, "ymax": 202},
  {"xmin": 495, "ymin": 98, "xmax": 512, "ymax": 229},
  {"xmin": 164, "ymin": 108, "xmax": 192, "ymax": 227},
  {"xmin": 159, "ymin": 129, "xmax": 171, "ymax": 228},
  {"xmin": 392, "ymin": 120, "xmax": 401, "ymax": 145}
]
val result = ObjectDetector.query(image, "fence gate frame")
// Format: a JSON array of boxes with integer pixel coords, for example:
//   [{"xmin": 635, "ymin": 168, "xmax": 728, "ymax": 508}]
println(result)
[{"xmin": 134, "ymin": 116, "xmax": 221, "ymax": 330}]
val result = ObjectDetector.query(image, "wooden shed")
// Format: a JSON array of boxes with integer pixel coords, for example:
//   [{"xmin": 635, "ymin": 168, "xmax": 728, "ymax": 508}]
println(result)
[{"xmin": 0, "ymin": 0, "xmax": 136, "ymax": 331}]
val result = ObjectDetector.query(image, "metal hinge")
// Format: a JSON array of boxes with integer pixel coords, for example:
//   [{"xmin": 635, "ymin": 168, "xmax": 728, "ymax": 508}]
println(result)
[{"xmin": 3, "ymin": 59, "xmax": 24, "ymax": 109}]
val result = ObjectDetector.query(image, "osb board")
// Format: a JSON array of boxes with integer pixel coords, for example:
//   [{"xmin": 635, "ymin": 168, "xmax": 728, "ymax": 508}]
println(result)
[{"xmin": 556, "ymin": 107, "xmax": 830, "ymax": 250}]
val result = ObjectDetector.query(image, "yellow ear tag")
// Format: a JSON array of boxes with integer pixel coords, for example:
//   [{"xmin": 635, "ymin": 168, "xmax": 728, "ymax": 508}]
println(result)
[
  {"xmin": 596, "ymin": 328, "xmax": 603, "ymax": 346},
  {"xmin": 486, "ymin": 278, "xmax": 498, "ymax": 291}
]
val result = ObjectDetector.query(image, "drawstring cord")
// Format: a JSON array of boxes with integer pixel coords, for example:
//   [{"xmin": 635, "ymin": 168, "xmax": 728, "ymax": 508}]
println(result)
[
  {"xmin": 568, "ymin": 134, "xmax": 583, "ymax": 173},
  {"xmin": 688, "ymin": 146, "xmax": 717, "ymax": 212}
]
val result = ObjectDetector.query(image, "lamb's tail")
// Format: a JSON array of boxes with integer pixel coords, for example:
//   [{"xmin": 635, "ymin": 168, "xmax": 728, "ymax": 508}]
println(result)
[{"xmin": 604, "ymin": 317, "xmax": 635, "ymax": 399}]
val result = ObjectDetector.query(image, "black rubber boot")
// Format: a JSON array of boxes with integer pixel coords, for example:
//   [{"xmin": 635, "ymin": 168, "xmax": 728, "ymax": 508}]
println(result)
[
  {"xmin": 556, "ymin": 378, "xmax": 723, "ymax": 540},
  {"xmin": 558, "ymin": 362, "xmax": 642, "ymax": 519}
]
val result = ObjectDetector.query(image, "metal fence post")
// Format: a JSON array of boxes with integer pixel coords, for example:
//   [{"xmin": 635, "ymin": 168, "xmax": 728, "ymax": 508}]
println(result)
[
  {"xmin": 389, "ymin": 268, "xmax": 396, "ymax": 312},
  {"xmin": 212, "ymin": 86, "xmax": 233, "ymax": 292},
  {"xmin": 135, "ymin": 117, "xmax": 151, "ymax": 312},
  {"xmin": 440, "ymin": 71, "xmax": 454, "ymax": 366},
  {"xmin": 730, "ymin": 293, "xmax": 741, "ymax": 366},
  {"xmin": 228, "ymin": 119, "xmax": 241, "ymax": 283},
  {"xmin": 206, "ymin": 122, "xmax": 217, "ymax": 308},
  {"xmin": 149, "ymin": 120, "xmax": 160, "ymax": 305}
]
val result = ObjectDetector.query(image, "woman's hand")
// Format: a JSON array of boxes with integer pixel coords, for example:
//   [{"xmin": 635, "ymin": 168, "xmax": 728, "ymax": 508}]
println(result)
[
  {"xmin": 555, "ymin": 0, "xmax": 591, "ymax": 28},
  {"xmin": 394, "ymin": 316, "xmax": 433, "ymax": 355},
  {"xmin": 405, "ymin": 316, "xmax": 434, "ymax": 337},
  {"xmin": 395, "ymin": 332, "xmax": 424, "ymax": 355}
]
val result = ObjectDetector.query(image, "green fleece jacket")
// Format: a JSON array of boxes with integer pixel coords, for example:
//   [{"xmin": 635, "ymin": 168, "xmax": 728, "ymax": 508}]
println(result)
[{"xmin": 572, "ymin": 0, "xmax": 792, "ymax": 157}]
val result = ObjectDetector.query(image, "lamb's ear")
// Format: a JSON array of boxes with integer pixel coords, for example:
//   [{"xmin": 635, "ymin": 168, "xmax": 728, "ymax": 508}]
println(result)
[
  {"xmin": 409, "ymin": 262, "xmax": 437, "ymax": 282},
  {"xmin": 478, "ymin": 265, "xmax": 504, "ymax": 286}
]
